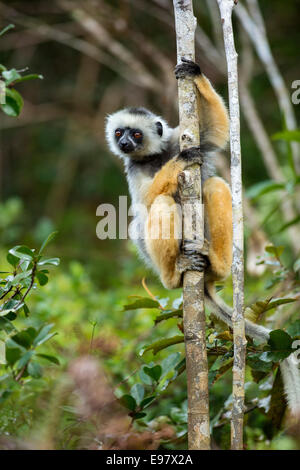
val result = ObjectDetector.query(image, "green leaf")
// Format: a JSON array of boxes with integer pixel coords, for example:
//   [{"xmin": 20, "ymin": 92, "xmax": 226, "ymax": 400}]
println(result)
[
  {"xmin": 132, "ymin": 412, "xmax": 146, "ymax": 420},
  {"xmin": 140, "ymin": 336, "xmax": 184, "ymax": 356},
  {"xmin": 2, "ymin": 68, "xmax": 21, "ymax": 85},
  {"xmin": 9, "ymin": 245, "xmax": 34, "ymax": 260},
  {"xmin": 247, "ymin": 353, "xmax": 274, "ymax": 372},
  {"xmin": 245, "ymin": 297, "xmax": 296, "ymax": 324},
  {"xmin": 38, "ymin": 231, "xmax": 58, "ymax": 255},
  {"xmin": 0, "ymin": 24, "xmax": 15, "ymax": 37},
  {"xmin": 277, "ymin": 215, "xmax": 300, "ymax": 233},
  {"xmin": 33, "ymin": 324, "xmax": 55, "ymax": 347},
  {"xmin": 154, "ymin": 309, "xmax": 183, "ymax": 324},
  {"xmin": 36, "ymin": 354, "xmax": 60, "ymax": 365},
  {"xmin": 119, "ymin": 394, "xmax": 137, "ymax": 411},
  {"xmin": 140, "ymin": 396, "xmax": 156, "ymax": 409},
  {"xmin": 268, "ymin": 329, "xmax": 293, "ymax": 351},
  {"xmin": 36, "ymin": 272, "xmax": 48, "ymax": 286},
  {"xmin": 246, "ymin": 180, "xmax": 285, "ymax": 200},
  {"xmin": 1, "ymin": 88, "xmax": 24, "ymax": 117},
  {"xmin": 161, "ymin": 352, "xmax": 181, "ymax": 376},
  {"xmin": 12, "ymin": 328, "xmax": 37, "ymax": 349},
  {"xmin": 143, "ymin": 365, "xmax": 162, "ymax": 382},
  {"xmin": 10, "ymin": 74, "xmax": 44, "ymax": 85},
  {"xmin": 27, "ymin": 361, "xmax": 43, "ymax": 378},
  {"xmin": 287, "ymin": 320, "xmax": 300, "ymax": 338},
  {"xmin": 123, "ymin": 298, "xmax": 160, "ymax": 311},
  {"xmin": 17, "ymin": 350, "xmax": 34, "ymax": 369},
  {"xmin": 293, "ymin": 259, "xmax": 300, "ymax": 273},
  {"xmin": 265, "ymin": 245, "xmax": 285, "ymax": 257},
  {"xmin": 6, "ymin": 252, "xmax": 19, "ymax": 267},
  {"xmin": 139, "ymin": 367, "xmax": 153, "ymax": 385},
  {"xmin": 272, "ymin": 130, "xmax": 300, "ymax": 142},
  {"xmin": 37, "ymin": 257, "xmax": 60, "ymax": 267},
  {"xmin": 130, "ymin": 383, "xmax": 144, "ymax": 406}
]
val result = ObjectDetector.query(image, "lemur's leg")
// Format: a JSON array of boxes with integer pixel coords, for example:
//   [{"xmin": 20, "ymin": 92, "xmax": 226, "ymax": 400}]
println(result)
[
  {"xmin": 203, "ymin": 176, "xmax": 232, "ymax": 280},
  {"xmin": 175, "ymin": 59, "xmax": 229, "ymax": 149},
  {"xmin": 145, "ymin": 194, "xmax": 182, "ymax": 289},
  {"xmin": 144, "ymin": 147, "xmax": 206, "ymax": 289}
]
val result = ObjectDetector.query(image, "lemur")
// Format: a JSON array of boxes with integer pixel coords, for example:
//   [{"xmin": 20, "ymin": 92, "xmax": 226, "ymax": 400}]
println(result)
[{"xmin": 105, "ymin": 58, "xmax": 300, "ymax": 415}]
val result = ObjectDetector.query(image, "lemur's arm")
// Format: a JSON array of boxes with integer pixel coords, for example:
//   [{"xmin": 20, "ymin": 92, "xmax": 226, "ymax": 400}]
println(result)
[{"xmin": 144, "ymin": 60, "xmax": 232, "ymax": 288}]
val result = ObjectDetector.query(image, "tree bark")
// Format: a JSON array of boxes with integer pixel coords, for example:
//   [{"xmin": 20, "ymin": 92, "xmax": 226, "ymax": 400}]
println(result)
[
  {"xmin": 217, "ymin": 0, "xmax": 247, "ymax": 451},
  {"xmin": 173, "ymin": 0, "xmax": 210, "ymax": 451}
]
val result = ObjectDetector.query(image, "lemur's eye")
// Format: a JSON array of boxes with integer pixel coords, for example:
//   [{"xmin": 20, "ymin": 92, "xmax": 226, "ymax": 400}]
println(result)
[
  {"xmin": 115, "ymin": 130, "xmax": 122, "ymax": 137},
  {"xmin": 134, "ymin": 132, "xmax": 142, "ymax": 139}
]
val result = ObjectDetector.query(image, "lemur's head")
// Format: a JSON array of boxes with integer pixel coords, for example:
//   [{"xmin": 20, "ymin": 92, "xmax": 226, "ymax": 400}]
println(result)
[{"xmin": 105, "ymin": 107, "xmax": 171, "ymax": 160}]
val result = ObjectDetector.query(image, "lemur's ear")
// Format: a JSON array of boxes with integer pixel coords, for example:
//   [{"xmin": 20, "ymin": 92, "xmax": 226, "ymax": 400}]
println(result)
[{"xmin": 155, "ymin": 121, "xmax": 163, "ymax": 137}]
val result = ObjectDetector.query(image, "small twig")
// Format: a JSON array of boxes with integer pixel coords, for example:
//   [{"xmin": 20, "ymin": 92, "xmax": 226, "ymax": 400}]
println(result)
[{"xmin": 142, "ymin": 278, "xmax": 165, "ymax": 310}]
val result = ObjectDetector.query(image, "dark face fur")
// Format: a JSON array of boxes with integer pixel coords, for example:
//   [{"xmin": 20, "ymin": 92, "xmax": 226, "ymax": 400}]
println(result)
[{"xmin": 114, "ymin": 127, "xmax": 144, "ymax": 154}]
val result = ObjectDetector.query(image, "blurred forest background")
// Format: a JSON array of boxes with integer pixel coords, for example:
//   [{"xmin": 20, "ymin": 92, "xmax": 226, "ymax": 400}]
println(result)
[{"xmin": 0, "ymin": 0, "xmax": 300, "ymax": 450}]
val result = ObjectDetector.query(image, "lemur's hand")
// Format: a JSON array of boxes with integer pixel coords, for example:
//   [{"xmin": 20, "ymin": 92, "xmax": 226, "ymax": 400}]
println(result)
[
  {"xmin": 174, "ymin": 58, "xmax": 201, "ymax": 79},
  {"xmin": 178, "ymin": 146, "xmax": 203, "ymax": 165},
  {"xmin": 176, "ymin": 239, "xmax": 210, "ymax": 274}
]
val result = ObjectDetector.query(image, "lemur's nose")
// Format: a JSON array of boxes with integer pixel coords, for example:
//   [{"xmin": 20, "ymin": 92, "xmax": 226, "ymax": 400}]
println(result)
[{"xmin": 120, "ymin": 140, "xmax": 134, "ymax": 152}]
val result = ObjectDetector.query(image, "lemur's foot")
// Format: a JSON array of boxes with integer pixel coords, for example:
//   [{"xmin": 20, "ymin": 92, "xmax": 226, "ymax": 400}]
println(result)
[
  {"xmin": 178, "ymin": 146, "xmax": 204, "ymax": 165},
  {"xmin": 174, "ymin": 58, "xmax": 201, "ymax": 79},
  {"xmin": 183, "ymin": 238, "xmax": 209, "ymax": 257},
  {"xmin": 176, "ymin": 239, "xmax": 210, "ymax": 273}
]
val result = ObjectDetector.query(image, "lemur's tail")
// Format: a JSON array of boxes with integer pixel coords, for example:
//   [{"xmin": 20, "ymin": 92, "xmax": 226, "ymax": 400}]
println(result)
[{"xmin": 204, "ymin": 281, "xmax": 300, "ymax": 416}]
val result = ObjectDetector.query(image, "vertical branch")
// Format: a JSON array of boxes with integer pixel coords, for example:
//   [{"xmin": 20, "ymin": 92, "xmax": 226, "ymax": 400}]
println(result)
[
  {"xmin": 217, "ymin": 0, "xmax": 246, "ymax": 450},
  {"xmin": 235, "ymin": 1, "xmax": 300, "ymax": 173},
  {"xmin": 173, "ymin": 0, "xmax": 210, "ymax": 451}
]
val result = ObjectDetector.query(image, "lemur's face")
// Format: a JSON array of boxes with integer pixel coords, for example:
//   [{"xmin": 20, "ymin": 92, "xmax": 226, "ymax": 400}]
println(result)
[{"xmin": 114, "ymin": 127, "xmax": 144, "ymax": 154}]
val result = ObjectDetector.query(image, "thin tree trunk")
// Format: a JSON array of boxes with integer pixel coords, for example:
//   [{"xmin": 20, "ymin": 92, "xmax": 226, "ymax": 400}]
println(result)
[
  {"xmin": 217, "ymin": 0, "xmax": 247, "ymax": 450},
  {"xmin": 173, "ymin": 0, "xmax": 210, "ymax": 451}
]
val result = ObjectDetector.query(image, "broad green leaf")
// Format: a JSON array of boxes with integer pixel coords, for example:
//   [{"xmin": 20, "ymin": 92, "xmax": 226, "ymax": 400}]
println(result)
[
  {"xmin": 9, "ymin": 245, "xmax": 34, "ymax": 260},
  {"xmin": 265, "ymin": 245, "xmax": 285, "ymax": 257},
  {"xmin": 36, "ymin": 354, "xmax": 60, "ymax": 365},
  {"xmin": 2, "ymin": 68, "xmax": 21, "ymax": 85},
  {"xmin": 246, "ymin": 180, "xmax": 285, "ymax": 200},
  {"xmin": 27, "ymin": 361, "xmax": 42, "ymax": 378},
  {"xmin": 247, "ymin": 353, "xmax": 274, "ymax": 372},
  {"xmin": 293, "ymin": 259, "xmax": 300, "ymax": 273},
  {"xmin": 140, "ymin": 336, "xmax": 184, "ymax": 356},
  {"xmin": 123, "ymin": 298, "xmax": 160, "ymax": 311},
  {"xmin": 132, "ymin": 412, "xmax": 146, "ymax": 420},
  {"xmin": 140, "ymin": 396, "xmax": 156, "ymax": 409},
  {"xmin": 37, "ymin": 257, "xmax": 60, "ymax": 267},
  {"xmin": 16, "ymin": 350, "xmax": 34, "ymax": 369},
  {"xmin": 130, "ymin": 383, "xmax": 144, "ymax": 406},
  {"xmin": 6, "ymin": 252, "xmax": 19, "ymax": 267},
  {"xmin": 12, "ymin": 328, "xmax": 37, "ymax": 349},
  {"xmin": 11, "ymin": 74, "xmax": 44, "ymax": 85},
  {"xmin": 32, "ymin": 324, "xmax": 55, "ymax": 347},
  {"xmin": 38, "ymin": 231, "xmax": 58, "ymax": 255},
  {"xmin": 161, "ymin": 352, "xmax": 181, "ymax": 376},
  {"xmin": 277, "ymin": 216, "xmax": 300, "ymax": 233},
  {"xmin": 287, "ymin": 320, "xmax": 300, "ymax": 337},
  {"xmin": 36, "ymin": 272, "xmax": 48, "ymax": 286},
  {"xmin": 139, "ymin": 367, "xmax": 153, "ymax": 385},
  {"xmin": 143, "ymin": 365, "xmax": 162, "ymax": 382},
  {"xmin": 245, "ymin": 297, "xmax": 296, "ymax": 324},
  {"xmin": 1, "ymin": 88, "xmax": 24, "ymax": 117},
  {"xmin": 268, "ymin": 329, "xmax": 293, "ymax": 351},
  {"xmin": 119, "ymin": 394, "xmax": 137, "ymax": 411},
  {"xmin": 155, "ymin": 309, "xmax": 183, "ymax": 324}
]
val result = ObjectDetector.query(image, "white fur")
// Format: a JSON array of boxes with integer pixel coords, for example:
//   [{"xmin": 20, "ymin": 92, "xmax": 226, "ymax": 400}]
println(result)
[{"xmin": 105, "ymin": 109, "xmax": 173, "ymax": 160}]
